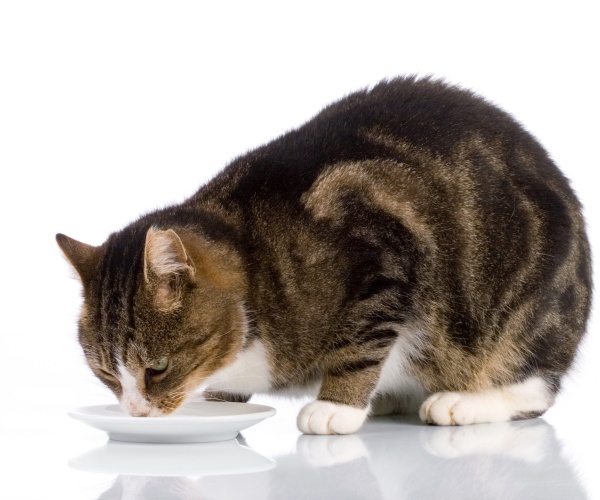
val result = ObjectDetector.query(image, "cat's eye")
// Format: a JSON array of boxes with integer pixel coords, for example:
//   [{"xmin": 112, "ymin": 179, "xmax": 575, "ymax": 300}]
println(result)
[
  {"xmin": 145, "ymin": 358, "xmax": 169, "ymax": 388},
  {"xmin": 148, "ymin": 357, "xmax": 169, "ymax": 373}
]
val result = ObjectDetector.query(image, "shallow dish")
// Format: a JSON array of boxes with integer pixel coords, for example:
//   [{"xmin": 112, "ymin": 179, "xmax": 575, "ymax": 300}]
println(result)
[{"xmin": 69, "ymin": 401, "xmax": 276, "ymax": 443}]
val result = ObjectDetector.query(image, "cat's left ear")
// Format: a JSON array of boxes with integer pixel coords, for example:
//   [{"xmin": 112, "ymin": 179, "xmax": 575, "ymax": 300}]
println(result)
[
  {"xmin": 144, "ymin": 227, "xmax": 196, "ymax": 311},
  {"xmin": 56, "ymin": 233, "xmax": 101, "ymax": 286}
]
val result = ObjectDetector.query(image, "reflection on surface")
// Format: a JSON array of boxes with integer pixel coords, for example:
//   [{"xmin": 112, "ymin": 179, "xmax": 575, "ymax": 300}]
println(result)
[
  {"xmin": 362, "ymin": 418, "xmax": 586, "ymax": 500},
  {"xmin": 97, "ymin": 476, "xmax": 203, "ymax": 500},
  {"xmin": 72, "ymin": 418, "xmax": 586, "ymax": 499},
  {"xmin": 69, "ymin": 438, "xmax": 275, "ymax": 477}
]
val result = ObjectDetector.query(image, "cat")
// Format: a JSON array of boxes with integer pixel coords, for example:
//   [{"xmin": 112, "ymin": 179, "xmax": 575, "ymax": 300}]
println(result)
[{"xmin": 57, "ymin": 76, "xmax": 592, "ymax": 435}]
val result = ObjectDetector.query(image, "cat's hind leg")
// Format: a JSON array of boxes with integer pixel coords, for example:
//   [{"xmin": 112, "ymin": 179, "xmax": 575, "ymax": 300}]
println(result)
[{"xmin": 419, "ymin": 376, "xmax": 554, "ymax": 426}]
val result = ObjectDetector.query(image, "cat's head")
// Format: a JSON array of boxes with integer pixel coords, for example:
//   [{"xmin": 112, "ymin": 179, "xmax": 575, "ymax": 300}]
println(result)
[{"xmin": 57, "ymin": 226, "xmax": 247, "ymax": 416}]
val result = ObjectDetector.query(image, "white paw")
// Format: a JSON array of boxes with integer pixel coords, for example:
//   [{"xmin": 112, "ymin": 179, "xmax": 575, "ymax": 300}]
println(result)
[
  {"xmin": 420, "ymin": 379, "xmax": 552, "ymax": 426},
  {"xmin": 297, "ymin": 400, "xmax": 368, "ymax": 435},
  {"xmin": 420, "ymin": 391, "xmax": 512, "ymax": 426},
  {"xmin": 420, "ymin": 392, "xmax": 462, "ymax": 425}
]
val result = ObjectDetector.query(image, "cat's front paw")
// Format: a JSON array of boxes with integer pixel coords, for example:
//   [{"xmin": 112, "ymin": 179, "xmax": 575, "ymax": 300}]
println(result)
[{"xmin": 297, "ymin": 400, "xmax": 368, "ymax": 435}]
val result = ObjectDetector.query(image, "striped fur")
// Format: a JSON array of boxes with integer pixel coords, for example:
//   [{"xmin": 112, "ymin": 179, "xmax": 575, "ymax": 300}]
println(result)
[{"xmin": 57, "ymin": 77, "xmax": 592, "ymax": 433}]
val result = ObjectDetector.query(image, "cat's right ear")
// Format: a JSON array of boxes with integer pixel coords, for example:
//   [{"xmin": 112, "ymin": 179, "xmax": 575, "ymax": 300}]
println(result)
[
  {"xmin": 143, "ymin": 227, "xmax": 196, "ymax": 311},
  {"xmin": 56, "ymin": 234, "xmax": 101, "ymax": 286}
]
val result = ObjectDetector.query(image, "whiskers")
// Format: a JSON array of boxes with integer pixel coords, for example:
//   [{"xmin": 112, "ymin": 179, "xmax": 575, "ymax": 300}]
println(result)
[
  {"xmin": 200, "ymin": 391, "xmax": 233, "ymax": 403},
  {"xmin": 157, "ymin": 388, "xmax": 189, "ymax": 414},
  {"xmin": 149, "ymin": 339, "xmax": 272, "ymax": 413}
]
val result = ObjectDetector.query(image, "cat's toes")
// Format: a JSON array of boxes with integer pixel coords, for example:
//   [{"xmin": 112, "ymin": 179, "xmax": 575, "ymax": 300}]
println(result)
[
  {"xmin": 419, "ymin": 392, "xmax": 477, "ymax": 426},
  {"xmin": 297, "ymin": 400, "xmax": 368, "ymax": 435}
]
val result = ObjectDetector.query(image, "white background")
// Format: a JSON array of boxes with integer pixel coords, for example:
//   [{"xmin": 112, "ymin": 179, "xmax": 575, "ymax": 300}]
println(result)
[{"xmin": 1, "ymin": 1, "xmax": 598, "ymax": 498}]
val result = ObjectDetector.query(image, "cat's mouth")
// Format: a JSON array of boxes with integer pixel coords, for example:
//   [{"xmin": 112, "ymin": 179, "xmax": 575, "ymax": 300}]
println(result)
[
  {"xmin": 122, "ymin": 404, "xmax": 171, "ymax": 418},
  {"xmin": 121, "ymin": 398, "xmax": 154, "ymax": 417},
  {"xmin": 121, "ymin": 395, "xmax": 191, "ymax": 417},
  {"xmin": 117, "ymin": 368, "xmax": 189, "ymax": 417},
  {"xmin": 119, "ymin": 395, "xmax": 175, "ymax": 417}
]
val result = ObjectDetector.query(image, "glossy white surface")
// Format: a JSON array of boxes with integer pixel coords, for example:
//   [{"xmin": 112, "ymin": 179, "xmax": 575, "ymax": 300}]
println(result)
[
  {"xmin": 1, "ymin": 360, "xmax": 595, "ymax": 500},
  {"xmin": 2, "ymin": 1, "xmax": 599, "ymax": 498},
  {"xmin": 69, "ymin": 402, "xmax": 276, "ymax": 443},
  {"xmin": 69, "ymin": 417, "xmax": 586, "ymax": 498}
]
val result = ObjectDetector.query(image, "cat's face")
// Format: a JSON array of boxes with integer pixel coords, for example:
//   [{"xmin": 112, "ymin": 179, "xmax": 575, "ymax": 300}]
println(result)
[{"xmin": 57, "ymin": 227, "xmax": 247, "ymax": 416}]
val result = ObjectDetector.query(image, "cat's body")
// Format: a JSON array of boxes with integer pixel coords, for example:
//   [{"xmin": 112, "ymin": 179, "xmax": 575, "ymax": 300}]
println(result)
[{"xmin": 58, "ymin": 77, "xmax": 592, "ymax": 434}]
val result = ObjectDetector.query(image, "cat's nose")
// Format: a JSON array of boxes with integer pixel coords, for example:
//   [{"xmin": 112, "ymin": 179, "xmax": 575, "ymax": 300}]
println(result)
[
  {"xmin": 122, "ymin": 400, "xmax": 151, "ymax": 417},
  {"xmin": 130, "ymin": 407, "xmax": 150, "ymax": 417}
]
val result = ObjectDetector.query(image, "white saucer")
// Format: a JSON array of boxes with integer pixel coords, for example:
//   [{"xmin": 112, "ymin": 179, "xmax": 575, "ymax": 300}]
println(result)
[{"xmin": 69, "ymin": 402, "xmax": 276, "ymax": 443}]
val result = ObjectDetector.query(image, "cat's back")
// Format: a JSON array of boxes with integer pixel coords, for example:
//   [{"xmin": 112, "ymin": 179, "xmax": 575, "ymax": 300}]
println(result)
[
  {"xmin": 206, "ymin": 77, "xmax": 591, "ymax": 343},
  {"xmin": 203, "ymin": 77, "xmax": 576, "ymax": 210},
  {"xmin": 313, "ymin": 76, "xmax": 521, "ymax": 153}
]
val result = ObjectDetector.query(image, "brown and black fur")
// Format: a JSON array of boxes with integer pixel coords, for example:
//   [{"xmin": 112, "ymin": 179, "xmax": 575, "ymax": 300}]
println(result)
[{"xmin": 58, "ymin": 77, "xmax": 592, "ymax": 423}]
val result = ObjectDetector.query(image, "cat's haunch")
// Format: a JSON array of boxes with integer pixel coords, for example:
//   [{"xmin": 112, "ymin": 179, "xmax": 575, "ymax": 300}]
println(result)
[{"xmin": 58, "ymin": 77, "xmax": 591, "ymax": 434}]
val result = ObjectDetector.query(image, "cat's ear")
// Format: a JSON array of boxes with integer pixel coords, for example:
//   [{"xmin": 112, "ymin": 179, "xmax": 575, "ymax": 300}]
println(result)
[
  {"xmin": 56, "ymin": 233, "xmax": 101, "ymax": 286},
  {"xmin": 144, "ymin": 227, "xmax": 196, "ymax": 311}
]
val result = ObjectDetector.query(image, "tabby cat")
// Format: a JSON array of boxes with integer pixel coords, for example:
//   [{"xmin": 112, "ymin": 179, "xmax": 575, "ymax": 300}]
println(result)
[{"xmin": 57, "ymin": 77, "xmax": 592, "ymax": 434}]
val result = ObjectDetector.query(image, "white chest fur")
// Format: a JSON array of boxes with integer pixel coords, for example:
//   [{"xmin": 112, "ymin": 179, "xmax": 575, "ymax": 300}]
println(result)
[
  {"xmin": 202, "ymin": 339, "xmax": 273, "ymax": 395},
  {"xmin": 375, "ymin": 330, "xmax": 426, "ymax": 399},
  {"xmin": 202, "ymin": 331, "xmax": 425, "ymax": 405}
]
